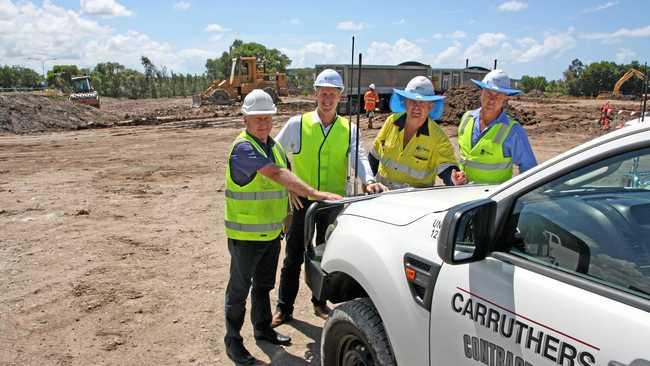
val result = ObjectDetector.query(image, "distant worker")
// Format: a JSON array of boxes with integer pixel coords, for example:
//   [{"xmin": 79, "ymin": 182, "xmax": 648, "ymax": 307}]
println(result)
[
  {"xmin": 369, "ymin": 76, "xmax": 467, "ymax": 188},
  {"xmin": 457, "ymin": 69, "xmax": 537, "ymax": 184},
  {"xmin": 600, "ymin": 101, "xmax": 613, "ymax": 130},
  {"xmin": 272, "ymin": 69, "xmax": 387, "ymax": 327},
  {"xmin": 223, "ymin": 89, "xmax": 341, "ymax": 365},
  {"xmin": 364, "ymin": 83, "xmax": 380, "ymax": 129}
]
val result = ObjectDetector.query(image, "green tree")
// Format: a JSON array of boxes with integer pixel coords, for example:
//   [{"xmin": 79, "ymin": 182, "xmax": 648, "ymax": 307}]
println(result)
[
  {"xmin": 519, "ymin": 75, "xmax": 548, "ymax": 93},
  {"xmin": 46, "ymin": 65, "xmax": 82, "ymax": 91},
  {"xmin": 204, "ymin": 39, "xmax": 292, "ymax": 79},
  {"xmin": 579, "ymin": 61, "xmax": 619, "ymax": 97},
  {"xmin": 91, "ymin": 62, "xmax": 126, "ymax": 97},
  {"xmin": 563, "ymin": 58, "xmax": 584, "ymax": 96},
  {"xmin": 0, "ymin": 65, "xmax": 42, "ymax": 88}
]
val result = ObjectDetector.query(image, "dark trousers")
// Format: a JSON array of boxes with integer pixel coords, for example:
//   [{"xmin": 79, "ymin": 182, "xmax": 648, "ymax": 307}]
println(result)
[
  {"xmin": 224, "ymin": 236, "xmax": 280, "ymax": 344},
  {"xmin": 277, "ymin": 197, "xmax": 340, "ymax": 315}
]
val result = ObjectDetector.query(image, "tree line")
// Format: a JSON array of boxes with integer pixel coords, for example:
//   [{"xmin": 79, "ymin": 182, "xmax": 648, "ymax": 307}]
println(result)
[
  {"xmin": 0, "ymin": 40, "xmax": 294, "ymax": 98},
  {"xmin": 2, "ymin": 42, "xmax": 646, "ymax": 99},
  {"xmin": 519, "ymin": 59, "xmax": 648, "ymax": 97}
]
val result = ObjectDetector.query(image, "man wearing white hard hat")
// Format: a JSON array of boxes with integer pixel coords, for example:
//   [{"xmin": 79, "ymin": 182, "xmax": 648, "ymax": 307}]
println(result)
[
  {"xmin": 369, "ymin": 76, "xmax": 467, "ymax": 188},
  {"xmin": 364, "ymin": 83, "xmax": 380, "ymax": 129},
  {"xmin": 272, "ymin": 69, "xmax": 387, "ymax": 326},
  {"xmin": 457, "ymin": 69, "xmax": 537, "ymax": 184},
  {"xmin": 223, "ymin": 89, "xmax": 341, "ymax": 365}
]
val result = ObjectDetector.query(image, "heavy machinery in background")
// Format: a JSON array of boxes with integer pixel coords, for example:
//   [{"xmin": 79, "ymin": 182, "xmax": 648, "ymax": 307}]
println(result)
[
  {"xmin": 598, "ymin": 68, "xmax": 647, "ymax": 99},
  {"xmin": 192, "ymin": 56, "xmax": 288, "ymax": 107},
  {"xmin": 69, "ymin": 76, "xmax": 100, "ymax": 108},
  {"xmin": 316, "ymin": 60, "xmax": 491, "ymax": 114}
]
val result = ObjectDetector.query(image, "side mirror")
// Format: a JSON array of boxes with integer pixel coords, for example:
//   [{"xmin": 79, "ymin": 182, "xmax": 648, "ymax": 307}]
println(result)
[{"xmin": 437, "ymin": 199, "xmax": 496, "ymax": 265}]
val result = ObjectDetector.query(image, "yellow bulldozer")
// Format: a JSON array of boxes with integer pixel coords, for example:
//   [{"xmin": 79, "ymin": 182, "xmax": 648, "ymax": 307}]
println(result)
[
  {"xmin": 192, "ymin": 56, "xmax": 288, "ymax": 107},
  {"xmin": 597, "ymin": 68, "xmax": 647, "ymax": 99}
]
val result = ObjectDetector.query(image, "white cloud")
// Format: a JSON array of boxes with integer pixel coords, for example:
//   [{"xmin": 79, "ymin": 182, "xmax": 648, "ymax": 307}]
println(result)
[
  {"xmin": 497, "ymin": 1, "xmax": 528, "ymax": 12},
  {"xmin": 173, "ymin": 1, "xmax": 190, "ymax": 11},
  {"xmin": 517, "ymin": 31, "xmax": 576, "ymax": 62},
  {"xmin": 615, "ymin": 48, "xmax": 636, "ymax": 63},
  {"xmin": 392, "ymin": 18, "xmax": 405, "ymax": 25},
  {"xmin": 450, "ymin": 30, "xmax": 467, "ymax": 39},
  {"xmin": 289, "ymin": 18, "xmax": 301, "ymax": 25},
  {"xmin": 204, "ymin": 23, "xmax": 230, "ymax": 32},
  {"xmin": 432, "ymin": 41, "xmax": 462, "ymax": 66},
  {"xmin": 582, "ymin": 1, "xmax": 619, "ymax": 13},
  {"xmin": 366, "ymin": 39, "xmax": 423, "ymax": 65},
  {"xmin": 336, "ymin": 20, "xmax": 365, "ymax": 31},
  {"xmin": 464, "ymin": 32, "xmax": 508, "ymax": 61},
  {"xmin": 80, "ymin": 0, "xmax": 132, "ymax": 17},
  {"xmin": 457, "ymin": 30, "xmax": 574, "ymax": 66},
  {"xmin": 0, "ymin": 1, "xmax": 218, "ymax": 74},
  {"xmin": 281, "ymin": 41, "xmax": 338, "ymax": 68},
  {"xmin": 0, "ymin": 0, "xmax": 18, "ymax": 19},
  {"xmin": 580, "ymin": 25, "xmax": 650, "ymax": 43}
]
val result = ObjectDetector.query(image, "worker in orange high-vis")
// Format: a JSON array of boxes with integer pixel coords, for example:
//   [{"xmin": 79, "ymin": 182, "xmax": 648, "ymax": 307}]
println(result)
[{"xmin": 364, "ymin": 83, "xmax": 380, "ymax": 129}]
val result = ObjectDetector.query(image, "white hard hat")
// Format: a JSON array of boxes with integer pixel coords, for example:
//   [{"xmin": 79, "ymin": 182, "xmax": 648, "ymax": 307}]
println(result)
[
  {"xmin": 241, "ymin": 89, "xmax": 277, "ymax": 116},
  {"xmin": 314, "ymin": 69, "xmax": 344, "ymax": 91},
  {"xmin": 369, "ymin": 83, "xmax": 375, "ymax": 89}
]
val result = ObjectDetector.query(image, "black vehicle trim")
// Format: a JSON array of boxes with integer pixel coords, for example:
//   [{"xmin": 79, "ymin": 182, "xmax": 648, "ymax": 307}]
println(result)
[{"xmin": 492, "ymin": 252, "xmax": 650, "ymax": 313}]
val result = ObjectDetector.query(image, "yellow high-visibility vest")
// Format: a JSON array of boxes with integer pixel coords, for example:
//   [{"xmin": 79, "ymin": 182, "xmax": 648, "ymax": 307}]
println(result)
[
  {"xmin": 292, "ymin": 111, "xmax": 350, "ymax": 196},
  {"xmin": 224, "ymin": 131, "xmax": 288, "ymax": 241},
  {"xmin": 457, "ymin": 111, "xmax": 516, "ymax": 184}
]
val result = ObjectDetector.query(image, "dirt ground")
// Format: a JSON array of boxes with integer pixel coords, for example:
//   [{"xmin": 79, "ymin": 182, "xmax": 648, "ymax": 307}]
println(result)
[{"xmin": 0, "ymin": 94, "xmax": 643, "ymax": 365}]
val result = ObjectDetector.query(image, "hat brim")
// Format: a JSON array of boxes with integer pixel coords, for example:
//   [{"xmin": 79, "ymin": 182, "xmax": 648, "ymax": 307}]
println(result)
[
  {"xmin": 242, "ymin": 108, "xmax": 277, "ymax": 116},
  {"xmin": 390, "ymin": 89, "xmax": 445, "ymax": 119},
  {"xmin": 471, "ymin": 79, "xmax": 521, "ymax": 96}
]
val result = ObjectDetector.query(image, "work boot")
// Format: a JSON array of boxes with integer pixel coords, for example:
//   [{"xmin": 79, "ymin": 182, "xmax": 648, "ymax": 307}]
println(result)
[
  {"xmin": 225, "ymin": 339, "xmax": 256, "ymax": 365},
  {"xmin": 271, "ymin": 310, "xmax": 292, "ymax": 328},
  {"xmin": 313, "ymin": 303, "xmax": 331, "ymax": 319},
  {"xmin": 254, "ymin": 328, "xmax": 292, "ymax": 346}
]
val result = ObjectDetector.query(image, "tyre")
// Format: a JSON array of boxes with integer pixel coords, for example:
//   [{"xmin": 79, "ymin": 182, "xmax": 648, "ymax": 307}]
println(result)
[
  {"xmin": 209, "ymin": 89, "xmax": 231, "ymax": 105},
  {"xmin": 321, "ymin": 298, "xmax": 396, "ymax": 366}
]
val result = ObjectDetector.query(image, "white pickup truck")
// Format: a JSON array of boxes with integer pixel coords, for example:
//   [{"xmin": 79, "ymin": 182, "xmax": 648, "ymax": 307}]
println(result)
[{"xmin": 304, "ymin": 123, "xmax": 650, "ymax": 366}]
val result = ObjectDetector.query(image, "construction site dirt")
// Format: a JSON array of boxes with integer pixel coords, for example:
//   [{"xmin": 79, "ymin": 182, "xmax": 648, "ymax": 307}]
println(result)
[{"xmin": 0, "ymin": 93, "xmax": 644, "ymax": 365}]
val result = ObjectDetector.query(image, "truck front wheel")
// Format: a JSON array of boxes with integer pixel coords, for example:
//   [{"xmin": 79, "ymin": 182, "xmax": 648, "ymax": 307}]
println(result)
[{"xmin": 321, "ymin": 298, "xmax": 396, "ymax": 366}]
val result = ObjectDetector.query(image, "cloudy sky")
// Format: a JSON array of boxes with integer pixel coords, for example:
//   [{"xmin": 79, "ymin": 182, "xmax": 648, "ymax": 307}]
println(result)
[{"xmin": 1, "ymin": 0, "xmax": 649, "ymax": 79}]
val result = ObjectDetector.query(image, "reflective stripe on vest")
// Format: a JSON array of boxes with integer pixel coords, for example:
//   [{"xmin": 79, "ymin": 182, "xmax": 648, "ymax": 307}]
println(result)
[
  {"xmin": 225, "ymin": 190, "xmax": 287, "ymax": 200},
  {"xmin": 458, "ymin": 111, "xmax": 516, "ymax": 184},
  {"xmin": 293, "ymin": 111, "xmax": 350, "ymax": 196},
  {"xmin": 224, "ymin": 131, "xmax": 289, "ymax": 241},
  {"xmin": 224, "ymin": 221, "xmax": 284, "ymax": 232},
  {"xmin": 374, "ymin": 113, "xmax": 450, "ymax": 187},
  {"xmin": 459, "ymin": 159, "xmax": 513, "ymax": 170},
  {"xmin": 379, "ymin": 157, "xmax": 429, "ymax": 179}
]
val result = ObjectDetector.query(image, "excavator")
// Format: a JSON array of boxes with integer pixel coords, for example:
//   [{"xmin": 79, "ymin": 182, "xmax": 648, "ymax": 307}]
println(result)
[
  {"xmin": 69, "ymin": 76, "xmax": 100, "ymax": 108},
  {"xmin": 192, "ymin": 56, "xmax": 288, "ymax": 107},
  {"xmin": 598, "ymin": 68, "xmax": 647, "ymax": 99}
]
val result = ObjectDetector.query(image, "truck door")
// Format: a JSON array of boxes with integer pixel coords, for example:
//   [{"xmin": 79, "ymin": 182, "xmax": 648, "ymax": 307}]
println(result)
[{"xmin": 429, "ymin": 148, "xmax": 650, "ymax": 366}]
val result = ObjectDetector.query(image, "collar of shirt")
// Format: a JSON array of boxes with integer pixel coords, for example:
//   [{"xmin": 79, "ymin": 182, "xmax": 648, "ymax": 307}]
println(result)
[
  {"xmin": 469, "ymin": 108, "xmax": 509, "ymax": 133},
  {"xmin": 309, "ymin": 109, "xmax": 342, "ymax": 133},
  {"xmin": 245, "ymin": 130, "xmax": 276, "ymax": 152},
  {"xmin": 392, "ymin": 113, "xmax": 430, "ymax": 136}
]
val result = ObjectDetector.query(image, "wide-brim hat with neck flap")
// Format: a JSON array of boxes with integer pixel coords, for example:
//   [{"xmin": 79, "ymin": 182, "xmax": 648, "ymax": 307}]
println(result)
[
  {"xmin": 471, "ymin": 69, "xmax": 522, "ymax": 96},
  {"xmin": 389, "ymin": 76, "xmax": 445, "ymax": 119}
]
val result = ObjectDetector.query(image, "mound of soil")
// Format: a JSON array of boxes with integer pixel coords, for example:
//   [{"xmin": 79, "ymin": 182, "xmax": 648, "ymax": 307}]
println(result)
[
  {"xmin": 0, "ymin": 93, "xmax": 119, "ymax": 134},
  {"xmin": 439, "ymin": 87, "xmax": 539, "ymax": 125}
]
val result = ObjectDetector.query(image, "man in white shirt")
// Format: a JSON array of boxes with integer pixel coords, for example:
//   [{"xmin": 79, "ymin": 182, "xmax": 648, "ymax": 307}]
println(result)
[{"xmin": 271, "ymin": 69, "xmax": 386, "ymax": 326}]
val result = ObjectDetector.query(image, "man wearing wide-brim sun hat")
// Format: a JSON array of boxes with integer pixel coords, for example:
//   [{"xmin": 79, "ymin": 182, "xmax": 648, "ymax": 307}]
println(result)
[
  {"xmin": 457, "ymin": 69, "xmax": 537, "ymax": 184},
  {"xmin": 368, "ymin": 76, "xmax": 467, "ymax": 189}
]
